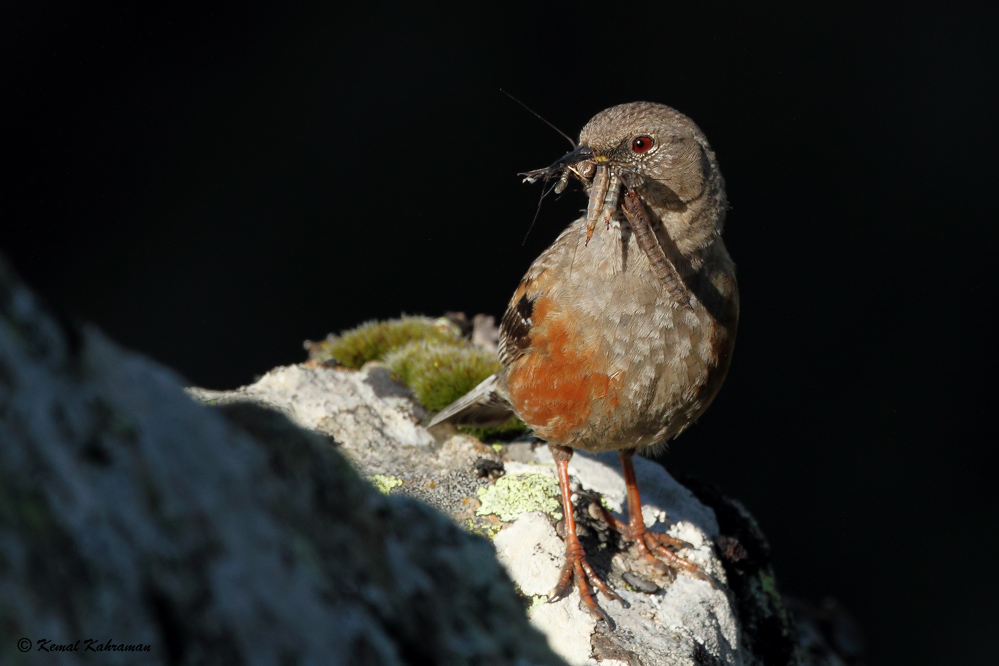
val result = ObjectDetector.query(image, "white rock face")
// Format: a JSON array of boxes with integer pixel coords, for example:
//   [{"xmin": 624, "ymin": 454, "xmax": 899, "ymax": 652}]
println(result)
[
  {"xmin": 494, "ymin": 512, "xmax": 565, "ymax": 597},
  {"xmin": 495, "ymin": 450, "xmax": 742, "ymax": 666},
  {"xmin": 192, "ymin": 363, "xmax": 751, "ymax": 666},
  {"xmin": 192, "ymin": 363, "xmax": 434, "ymax": 454}
]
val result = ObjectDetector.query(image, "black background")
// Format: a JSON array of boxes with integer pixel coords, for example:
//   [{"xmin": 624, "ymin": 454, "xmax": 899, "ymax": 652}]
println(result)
[{"xmin": 4, "ymin": 3, "xmax": 996, "ymax": 663}]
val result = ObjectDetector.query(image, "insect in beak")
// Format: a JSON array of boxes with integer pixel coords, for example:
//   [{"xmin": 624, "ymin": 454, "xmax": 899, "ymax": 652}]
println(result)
[
  {"xmin": 520, "ymin": 144, "xmax": 595, "ymax": 186},
  {"xmin": 521, "ymin": 145, "xmax": 624, "ymax": 246}
]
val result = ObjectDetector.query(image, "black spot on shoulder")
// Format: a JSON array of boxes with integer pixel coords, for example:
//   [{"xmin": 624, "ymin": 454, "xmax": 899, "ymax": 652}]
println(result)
[
  {"xmin": 508, "ymin": 295, "xmax": 534, "ymax": 351},
  {"xmin": 499, "ymin": 293, "xmax": 534, "ymax": 363}
]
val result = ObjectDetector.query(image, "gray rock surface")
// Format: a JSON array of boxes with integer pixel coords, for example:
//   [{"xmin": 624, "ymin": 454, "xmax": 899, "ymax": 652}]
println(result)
[{"xmin": 0, "ymin": 258, "xmax": 565, "ymax": 666}]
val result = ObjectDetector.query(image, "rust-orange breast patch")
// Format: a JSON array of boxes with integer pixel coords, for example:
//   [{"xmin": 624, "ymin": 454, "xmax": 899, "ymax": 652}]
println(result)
[{"xmin": 506, "ymin": 294, "xmax": 619, "ymax": 442}]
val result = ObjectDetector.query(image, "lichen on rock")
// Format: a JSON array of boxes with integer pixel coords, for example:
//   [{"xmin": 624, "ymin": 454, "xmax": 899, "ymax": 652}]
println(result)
[
  {"xmin": 476, "ymin": 473, "xmax": 563, "ymax": 522},
  {"xmin": 368, "ymin": 474, "xmax": 403, "ymax": 494}
]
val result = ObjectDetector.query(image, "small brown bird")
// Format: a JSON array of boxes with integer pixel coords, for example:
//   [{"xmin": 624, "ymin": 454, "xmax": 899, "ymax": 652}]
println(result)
[{"xmin": 430, "ymin": 102, "xmax": 738, "ymax": 622}]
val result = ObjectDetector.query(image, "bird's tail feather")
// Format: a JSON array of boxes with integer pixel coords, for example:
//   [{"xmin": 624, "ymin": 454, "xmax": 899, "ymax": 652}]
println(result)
[{"xmin": 427, "ymin": 374, "xmax": 515, "ymax": 428}]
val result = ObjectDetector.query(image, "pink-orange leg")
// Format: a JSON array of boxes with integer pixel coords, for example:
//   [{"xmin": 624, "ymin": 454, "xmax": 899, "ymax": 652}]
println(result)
[
  {"xmin": 598, "ymin": 449, "xmax": 713, "ymax": 585},
  {"xmin": 548, "ymin": 444, "xmax": 623, "ymax": 624}
]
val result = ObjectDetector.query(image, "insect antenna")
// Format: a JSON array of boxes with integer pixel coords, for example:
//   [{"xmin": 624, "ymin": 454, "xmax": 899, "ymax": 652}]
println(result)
[
  {"xmin": 499, "ymin": 90, "xmax": 581, "ymax": 245},
  {"xmin": 522, "ymin": 175, "xmax": 562, "ymax": 246},
  {"xmin": 500, "ymin": 89, "xmax": 576, "ymax": 149}
]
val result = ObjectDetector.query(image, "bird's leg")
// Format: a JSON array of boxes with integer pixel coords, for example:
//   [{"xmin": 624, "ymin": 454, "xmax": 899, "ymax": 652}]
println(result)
[
  {"xmin": 599, "ymin": 449, "xmax": 712, "ymax": 585},
  {"xmin": 548, "ymin": 444, "xmax": 623, "ymax": 624}
]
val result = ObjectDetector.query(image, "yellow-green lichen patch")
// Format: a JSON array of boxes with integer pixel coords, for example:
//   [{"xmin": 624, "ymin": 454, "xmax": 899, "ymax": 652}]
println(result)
[
  {"xmin": 307, "ymin": 316, "xmax": 463, "ymax": 369},
  {"xmin": 527, "ymin": 594, "xmax": 548, "ymax": 616},
  {"xmin": 476, "ymin": 474, "xmax": 562, "ymax": 522},
  {"xmin": 368, "ymin": 474, "xmax": 403, "ymax": 495},
  {"xmin": 465, "ymin": 519, "xmax": 503, "ymax": 539}
]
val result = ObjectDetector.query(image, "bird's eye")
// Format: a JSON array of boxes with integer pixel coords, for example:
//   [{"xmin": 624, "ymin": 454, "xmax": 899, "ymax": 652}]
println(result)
[{"xmin": 631, "ymin": 135, "xmax": 654, "ymax": 153}]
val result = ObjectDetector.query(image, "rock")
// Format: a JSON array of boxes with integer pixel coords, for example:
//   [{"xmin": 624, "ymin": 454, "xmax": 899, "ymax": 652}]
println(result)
[
  {"xmin": 185, "ymin": 354, "xmax": 804, "ymax": 665},
  {"xmin": 487, "ymin": 452, "xmax": 740, "ymax": 666},
  {"xmin": 0, "ymin": 253, "xmax": 850, "ymax": 665},
  {"xmin": 190, "ymin": 363, "xmax": 436, "ymax": 474},
  {"xmin": 0, "ymin": 257, "xmax": 565, "ymax": 666}
]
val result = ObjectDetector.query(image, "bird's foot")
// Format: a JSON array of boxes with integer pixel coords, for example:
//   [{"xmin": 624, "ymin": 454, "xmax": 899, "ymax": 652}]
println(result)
[
  {"xmin": 634, "ymin": 530, "xmax": 714, "ymax": 587},
  {"xmin": 550, "ymin": 533, "xmax": 626, "ymax": 626},
  {"xmin": 595, "ymin": 502, "xmax": 714, "ymax": 587}
]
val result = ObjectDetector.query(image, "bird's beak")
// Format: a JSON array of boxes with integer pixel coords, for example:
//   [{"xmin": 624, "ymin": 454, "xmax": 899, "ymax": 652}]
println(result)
[{"xmin": 552, "ymin": 144, "xmax": 595, "ymax": 169}]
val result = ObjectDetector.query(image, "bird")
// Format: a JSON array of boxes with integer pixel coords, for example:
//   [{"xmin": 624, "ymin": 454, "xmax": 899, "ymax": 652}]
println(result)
[{"xmin": 429, "ymin": 101, "xmax": 738, "ymax": 623}]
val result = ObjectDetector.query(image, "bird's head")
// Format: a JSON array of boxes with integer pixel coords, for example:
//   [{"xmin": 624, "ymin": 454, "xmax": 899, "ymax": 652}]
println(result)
[{"xmin": 523, "ymin": 101, "xmax": 727, "ymax": 257}]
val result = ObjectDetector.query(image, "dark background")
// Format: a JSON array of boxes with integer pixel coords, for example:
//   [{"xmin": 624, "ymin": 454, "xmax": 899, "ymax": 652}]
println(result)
[{"xmin": 4, "ymin": 3, "xmax": 996, "ymax": 663}]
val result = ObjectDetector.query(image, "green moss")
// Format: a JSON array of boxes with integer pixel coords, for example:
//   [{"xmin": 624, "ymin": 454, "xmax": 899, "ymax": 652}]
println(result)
[
  {"xmin": 381, "ymin": 339, "xmax": 440, "ymax": 386},
  {"xmin": 310, "ymin": 316, "xmax": 526, "ymax": 431},
  {"xmin": 385, "ymin": 341, "xmax": 502, "ymax": 413},
  {"xmin": 368, "ymin": 474, "xmax": 403, "ymax": 495},
  {"xmin": 307, "ymin": 316, "xmax": 462, "ymax": 368},
  {"xmin": 476, "ymin": 474, "xmax": 562, "ymax": 522}
]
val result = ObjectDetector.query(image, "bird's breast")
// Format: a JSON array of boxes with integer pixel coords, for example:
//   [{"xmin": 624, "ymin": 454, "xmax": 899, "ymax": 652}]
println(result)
[{"xmin": 504, "ymin": 216, "xmax": 737, "ymax": 451}]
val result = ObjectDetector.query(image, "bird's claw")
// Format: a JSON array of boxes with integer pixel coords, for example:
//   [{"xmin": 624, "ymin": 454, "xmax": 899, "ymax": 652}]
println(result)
[
  {"xmin": 592, "ymin": 498, "xmax": 714, "ymax": 588},
  {"xmin": 549, "ymin": 537, "xmax": 627, "ymax": 626}
]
